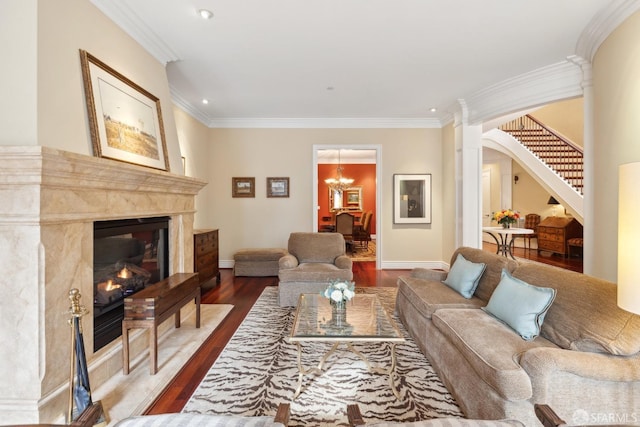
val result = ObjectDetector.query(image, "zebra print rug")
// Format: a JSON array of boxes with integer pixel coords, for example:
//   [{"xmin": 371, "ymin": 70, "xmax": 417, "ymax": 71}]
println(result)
[{"xmin": 183, "ymin": 286, "xmax": 463, "ymax": 426}]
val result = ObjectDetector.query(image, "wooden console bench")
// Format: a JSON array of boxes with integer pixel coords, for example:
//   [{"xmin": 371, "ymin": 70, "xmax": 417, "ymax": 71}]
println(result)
[{"xmin": 122, "ymin": 272, "xmax": 200, "ymax": 375}]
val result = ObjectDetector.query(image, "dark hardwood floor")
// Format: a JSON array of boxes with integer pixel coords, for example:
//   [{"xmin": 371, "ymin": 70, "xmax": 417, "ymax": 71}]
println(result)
[
  {"xmin": 145, "ymin": 247, "xmax": 582, "ymax": 414},
  {"xmin": 482, "ymin": 242, "xmax": 583, "ymax": 273}
]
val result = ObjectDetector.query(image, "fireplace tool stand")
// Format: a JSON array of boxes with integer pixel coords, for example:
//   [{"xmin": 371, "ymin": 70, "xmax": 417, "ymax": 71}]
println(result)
[{"xmin": 67, "ymin": 288, "xmax": 91, "ymax": 424}]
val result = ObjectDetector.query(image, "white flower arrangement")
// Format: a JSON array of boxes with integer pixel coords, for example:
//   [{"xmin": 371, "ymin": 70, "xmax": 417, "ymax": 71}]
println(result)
[{"xmin": 322, "ymin": 279, "xmax": 356, "ymax": 303}]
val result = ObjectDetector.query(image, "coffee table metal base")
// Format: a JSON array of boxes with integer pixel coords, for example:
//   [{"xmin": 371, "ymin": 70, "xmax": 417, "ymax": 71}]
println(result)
[{"xmin": 293, "ymin": 341, "xmax": 401, "ymax": 400}]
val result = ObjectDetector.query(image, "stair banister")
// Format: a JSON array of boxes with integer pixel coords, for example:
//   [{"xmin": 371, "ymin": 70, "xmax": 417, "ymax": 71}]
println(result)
[{"xmin": 482, "ymin": 129, "xmax": 583, "ymax": 223}]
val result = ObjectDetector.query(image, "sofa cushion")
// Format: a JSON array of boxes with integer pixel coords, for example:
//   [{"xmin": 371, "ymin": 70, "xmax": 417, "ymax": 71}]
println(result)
[
  {"xmin": 234, "ymin": 248, "xmax": 287, "ymax": 262},
  {"xmin": 443, "ymin": 253, "xmax": 487, "ymax": 298},
  {"xmin": 432, "ymin": 308, "xmax": 557, "ymax": 400},
  {"xmin": 483, "ymin": 270, "xmax": 556, "ymax": 341},
  {"xmin": 512, "ymin": 262, "xmax": 640, "ymax": 355},
  {"xmin": 278, "ymin": 262, "xmax": 353, "ymax": 283},
  {"xmin": 450, "ymin": 247, "xmax": 518, "ymax": 302},
  {"xmin": 397, "ymin": 276, "xmax": 485, "ymax": 319},
  {"xmin": 288, "ymin": 232, "xmax": 346, "ymax": 263}
]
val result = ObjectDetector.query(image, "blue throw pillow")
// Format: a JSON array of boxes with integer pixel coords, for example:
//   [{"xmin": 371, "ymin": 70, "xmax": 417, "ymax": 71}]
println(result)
[
  {"xmin": 483, "ymin": 269, "xmax": 556, "ymax": 341},
  {"xmin": 442, "ymin": 253, "xmax": 487, "ymax": 299}
]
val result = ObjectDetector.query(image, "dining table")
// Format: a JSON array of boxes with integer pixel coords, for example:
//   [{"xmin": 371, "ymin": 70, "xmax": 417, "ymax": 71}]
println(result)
[{"xmin": 482, "ymin": 226, "xmax": 534, "ymax": 260}]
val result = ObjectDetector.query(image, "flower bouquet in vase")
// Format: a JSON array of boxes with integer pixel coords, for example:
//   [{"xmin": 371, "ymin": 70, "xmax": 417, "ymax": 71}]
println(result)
[
  {"xmin": 322, "ymin": 279, "xmax": 356, "ymax": 312},
  {"xmin": 493, "ymin": 209, "xmax": 520, "ymax": 229}
]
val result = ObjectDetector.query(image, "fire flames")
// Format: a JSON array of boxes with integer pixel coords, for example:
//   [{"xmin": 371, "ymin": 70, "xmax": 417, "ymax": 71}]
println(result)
[
  {"xmin": 98, "ymin": 279, "xmax": 121, "ymax": 293},
  {"xmin": 117, "ymin": 267, "xmax": 131, "ymax": 279}
]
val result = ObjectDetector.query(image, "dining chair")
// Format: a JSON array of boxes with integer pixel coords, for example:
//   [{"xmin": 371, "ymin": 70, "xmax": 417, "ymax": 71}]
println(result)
[
  {"xmin": 354, "ymin": 210, "xmax": 372, "ymax": 249},
  {"xmin": 335, "ymin": 212, "xmax": 355, "ymax": 250},
  {"xmin": 513, "ymin": 213, "xmax": 540, "ymax": 250}
]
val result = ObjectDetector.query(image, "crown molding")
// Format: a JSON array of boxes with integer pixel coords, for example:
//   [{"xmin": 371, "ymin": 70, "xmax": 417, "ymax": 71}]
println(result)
[
  {"xmin": 206, "ymin": 117, "xmax": 442, "ymax": 129},
  {"xmin": 459, "ymin": 59, "xmax": 585, "ymax": 125},
  {"xmin": 170, "ymin": 86, "xmax": 213, "ymax": 126},
  {"xmin": 576, "ymin": 0, "xmax": 640, "ymax": 61},
  {"xmin": 90, "ymin": 0, "xmax": 180, "ymax": 64},
  {"xmin": 169, "ymin": 92, "xmax": 443, "ymax": 128}
]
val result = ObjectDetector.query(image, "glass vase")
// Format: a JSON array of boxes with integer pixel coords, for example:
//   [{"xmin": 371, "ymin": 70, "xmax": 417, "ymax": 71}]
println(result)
[
  {"xmin": 330, "ymin": 299, "xmax": 347, "ymax": 326},
  {"xmin": 330, "ymin": 298, "xmax": 347, "ymax": 311}
]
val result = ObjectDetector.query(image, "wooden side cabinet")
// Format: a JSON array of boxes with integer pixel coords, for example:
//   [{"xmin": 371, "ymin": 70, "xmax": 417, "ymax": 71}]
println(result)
[
  {"xmin": 537, "ymin": 217, "xmax": 583, "ymax": 257},
  {"xmin": 194, "ymin": 229, "xmax": 220, "ymax": 284}
]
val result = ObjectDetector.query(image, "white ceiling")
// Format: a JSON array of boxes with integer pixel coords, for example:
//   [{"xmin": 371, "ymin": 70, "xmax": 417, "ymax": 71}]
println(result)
[{"xmin": 92, "ymin": 0, "xmax": 619, "ymax": 127}]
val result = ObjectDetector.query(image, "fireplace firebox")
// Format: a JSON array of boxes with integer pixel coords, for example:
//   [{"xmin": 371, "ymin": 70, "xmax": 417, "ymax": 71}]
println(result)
[{"xmin": 93, "ymin": 217, "xmax": 170, "ymax": 351}]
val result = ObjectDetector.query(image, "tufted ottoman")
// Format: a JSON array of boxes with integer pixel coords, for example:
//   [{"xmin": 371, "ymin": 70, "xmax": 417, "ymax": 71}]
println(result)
[{"xmin": 234, "ymin": 248, "xmax": 288, "ymax": 277}]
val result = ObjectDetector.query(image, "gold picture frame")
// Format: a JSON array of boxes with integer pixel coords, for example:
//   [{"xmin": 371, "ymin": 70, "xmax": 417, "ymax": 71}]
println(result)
[
  {"xmin": 232, "ymin": 177, "xmax": 255, "ymax": 198},
  {"xmin": 79, "ymin": 49, "xmax": 170, "ymax": 171},
  {"xmin": 266, "ymin": 177, "xmax": 290, "ymax": 198}
]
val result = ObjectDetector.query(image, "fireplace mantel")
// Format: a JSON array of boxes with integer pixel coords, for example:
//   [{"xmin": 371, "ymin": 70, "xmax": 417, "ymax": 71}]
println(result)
[{"xmin": 0, "ymin": 146, "xmax": 207, "ymax": 424}]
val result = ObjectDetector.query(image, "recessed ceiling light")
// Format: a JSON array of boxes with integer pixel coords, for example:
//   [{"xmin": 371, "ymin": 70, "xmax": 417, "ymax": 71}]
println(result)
[
  {"xmin": 430, "ymin": 107, "xmax": 437, "ymax": 113},
  {"xmin": 202, "ymin": 99, "xmax": 209, "ymax": 105},
  {"xmin": 199, "ymin": 9, "xmax": 213, "ymax": 19}
]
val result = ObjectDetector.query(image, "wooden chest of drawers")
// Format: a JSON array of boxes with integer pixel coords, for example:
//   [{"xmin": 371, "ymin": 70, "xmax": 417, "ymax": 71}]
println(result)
[
  {"xmin": 194, "ymin": 229, "xmax": 220, "ymax": 284},
  {"xmin": 537, "ymin": 217, "xmax": 582, "ymax": 257}
]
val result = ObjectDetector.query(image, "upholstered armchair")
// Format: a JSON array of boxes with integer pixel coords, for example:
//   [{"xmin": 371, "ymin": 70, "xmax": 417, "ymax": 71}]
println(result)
[{"xmin": 278, "ymin": 232, "xmax": 353, "ymax": 306}]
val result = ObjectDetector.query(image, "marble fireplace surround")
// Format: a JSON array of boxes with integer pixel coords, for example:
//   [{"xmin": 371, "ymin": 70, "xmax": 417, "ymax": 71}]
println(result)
[{"xmin": 0, "ymin": 146, "xmax": 206, "ymax": 424}]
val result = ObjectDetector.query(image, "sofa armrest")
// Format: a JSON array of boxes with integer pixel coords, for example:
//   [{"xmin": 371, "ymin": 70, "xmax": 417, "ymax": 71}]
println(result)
[
  {"xmin": 334, "ymin": 255, "xmax": 353, "ymax": 270},
  {"xmin": 410, "ymin": 268, "xmax": 447, "ymax": 282},
  {"xmin": 521, "ymin": 346, "xmax": 640, "ymax": 383},
  {"xmin": 279, "ymin": 254, "xmax": 299, "ymax": 270}
]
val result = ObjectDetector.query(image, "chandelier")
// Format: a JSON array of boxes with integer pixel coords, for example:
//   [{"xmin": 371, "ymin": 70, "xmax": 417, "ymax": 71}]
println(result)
[{"xmin": 324, "ymin": 150, "xmax": 354, "ymax": 192}]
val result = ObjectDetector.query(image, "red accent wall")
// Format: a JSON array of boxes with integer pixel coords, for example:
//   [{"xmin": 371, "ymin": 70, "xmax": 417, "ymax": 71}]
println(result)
[{"xmin": 318, "ymin": 163, "xmax": 376, "ymax": 235}]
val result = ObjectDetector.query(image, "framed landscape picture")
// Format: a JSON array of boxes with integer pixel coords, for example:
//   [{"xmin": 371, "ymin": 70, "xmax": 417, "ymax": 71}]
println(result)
[
  {"xmin": 79, "ymin": 49, "xmax": 170, "ymax": 171},
  {"xmin": 232, "ymin": 177, "xmax": 255, "ymax": 198},
  {"xmin": 393, "ymin": 174, "xmax": 432, "ymax": 224},
  {"xmin": 345, "ymin": 188, "xmax": 360, "ymax": 205},
  {"xmin": 267, "ymin": 177, "xmax": 290, "ymax": 198}
]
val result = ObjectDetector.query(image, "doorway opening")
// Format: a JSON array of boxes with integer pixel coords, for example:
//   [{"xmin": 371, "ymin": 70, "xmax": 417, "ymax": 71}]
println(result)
[{"xmin": 313, "ymin": 145, "xmax": 381, "ymax": 268}]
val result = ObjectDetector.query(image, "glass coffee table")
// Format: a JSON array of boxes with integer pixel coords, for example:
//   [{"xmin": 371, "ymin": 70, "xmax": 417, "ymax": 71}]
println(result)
[{"xmin": 289, "ymin": 293, "xmax": 405, "ymax": 399}]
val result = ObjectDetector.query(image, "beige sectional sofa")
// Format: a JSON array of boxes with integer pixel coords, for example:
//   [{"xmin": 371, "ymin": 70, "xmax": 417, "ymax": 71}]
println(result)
[{"xmin": 396, "ymin": 247, "xmax": 640, "ymax": 426}]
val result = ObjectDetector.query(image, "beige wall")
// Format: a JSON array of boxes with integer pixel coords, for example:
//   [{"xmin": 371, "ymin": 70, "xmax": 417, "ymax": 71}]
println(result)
[
  {"xmin": 512, "ymin": 162, "xmax": 562, "ymax": 219},
  {"xmin": 486, "ymin": 162, "xmax": 501, "ymax": 215},
  {"xmin": 196, "ymin": 128, "xmax": 445, "ymax": 265},
  {"xmin": 530, "ymin": 98, "xmax": 584, "ymax": 147},
  {"xmin": 592, "ymin": 10, "xmax": 640, "ymax": 281},
  {"xmin": 0, "ymin": 0, "xmax": 37, "ymax": 145},
  {"xmin": 1, "ymin": 0, "xmax": 185, "ymax": 172},
  {"xmin": 173, "ymin": 106, "xmax": 214, "ymax": 228}
]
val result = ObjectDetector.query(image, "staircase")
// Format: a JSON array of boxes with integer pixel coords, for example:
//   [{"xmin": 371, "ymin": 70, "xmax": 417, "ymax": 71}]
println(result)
[{"xmin": 499, "ymin": 115, "xmax": 583, "ymax": 195}]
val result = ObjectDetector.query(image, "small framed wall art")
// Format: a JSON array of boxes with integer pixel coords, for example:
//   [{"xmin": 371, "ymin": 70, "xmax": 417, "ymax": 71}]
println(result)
[
  {"xmin": 232, "ymin": 177, "xmax": 255, "ymax": 198},
  {"xmin": 267, "ymin": 177, "xmax": 290, "ymax": 198},
  {"xmin": 393, "ymin": 174, "xmax": 432, "ymax": 224}
]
